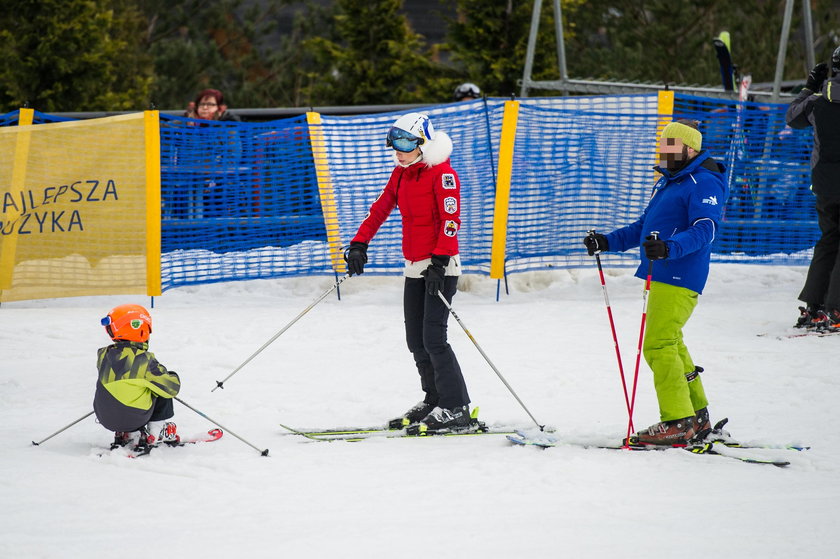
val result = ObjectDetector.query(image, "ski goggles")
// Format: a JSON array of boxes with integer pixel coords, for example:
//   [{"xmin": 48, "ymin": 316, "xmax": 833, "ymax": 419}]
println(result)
[{"xmin": 386, "ymin": 127, "xmax": 424, "ymax": 152}]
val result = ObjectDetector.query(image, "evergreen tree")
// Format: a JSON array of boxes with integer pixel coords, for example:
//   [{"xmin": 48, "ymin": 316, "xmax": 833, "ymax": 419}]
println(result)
[
  {"xmin": 443, "ymin": 0, "xmax": 561, "ymax": 98},
  {"xmin": 303, "ymin": 0, "xmax": 451, "ymax": 105},
  {"xmin": 0, "ymin": 0, "xmax": 151, "ymax": 112},
  {"xmin": 140, "ymin": 0, "xmax": 280, "ymax": 110}
]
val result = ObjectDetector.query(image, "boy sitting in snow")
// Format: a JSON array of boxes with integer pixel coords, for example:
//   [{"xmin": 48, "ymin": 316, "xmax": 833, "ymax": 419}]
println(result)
[{"xmin": 93, "ymin": 304, "xmax": 181, "ymax": 450}]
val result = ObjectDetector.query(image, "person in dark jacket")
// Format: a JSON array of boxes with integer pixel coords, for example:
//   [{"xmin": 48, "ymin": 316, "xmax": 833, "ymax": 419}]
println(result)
[
  {"xmin": 785, "ymin": 47, "xmax": 840, "ymax": 332},
  {"xmin": 345, "ymin": 113, "xmax": 472, "ymax": 434},
  {"xmin": 93, "ymin": 304, "xmax": 181, "ymax": 450},
  {"xmin": 583, "ymin": 120, "xmax": 728, "ymax": 445}
]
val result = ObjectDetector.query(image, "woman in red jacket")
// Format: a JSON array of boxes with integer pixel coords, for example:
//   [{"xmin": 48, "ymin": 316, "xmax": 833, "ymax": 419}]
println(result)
[{"xmin": 345, "ymin": 113, "xmax": 472, "ymax": 434}]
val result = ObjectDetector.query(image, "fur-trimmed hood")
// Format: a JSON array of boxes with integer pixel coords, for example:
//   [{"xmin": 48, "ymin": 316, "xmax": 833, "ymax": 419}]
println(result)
[{"xmin": 392, "ymin": 131, "xmax": 453, "ymax": 168}]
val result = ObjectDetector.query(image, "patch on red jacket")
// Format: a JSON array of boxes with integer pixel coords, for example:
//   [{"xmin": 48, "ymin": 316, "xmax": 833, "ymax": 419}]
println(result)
[
  {"xmin": 444, "ymin": 196, "xmax": 457, "ymax": 214},
  {"xmin": 442, "ymin": 173, "xmax": 456, "ymax": 189},
  {"xmin": 444, "ymin": 220, "xmax": 458, "ymax": 237}
]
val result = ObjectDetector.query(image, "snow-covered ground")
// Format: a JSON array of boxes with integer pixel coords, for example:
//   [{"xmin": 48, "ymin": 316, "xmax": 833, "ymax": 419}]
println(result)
[{"xmin": 1, "ymin": 263, "xmax": 837, "ymax": 558}]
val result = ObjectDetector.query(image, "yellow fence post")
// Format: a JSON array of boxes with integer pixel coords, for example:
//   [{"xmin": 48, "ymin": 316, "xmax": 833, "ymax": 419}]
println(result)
[
  {"xmin": 0, "ymin": 108, "xmax": 35, "ymax": 291},
  {"xmin": 489, "ymin": 100, "xmax": 520, "ymax": 280},
  {"xmin": 144, "ymin": 110, "xmax": 162, "ymax": 296},
  {"xmin": 655, "ymin": 91, "xmax": 676, "ymax": 181},
  {"xmin": 306, "ymin": 112, "xmax": 345, "ymax": 272}
]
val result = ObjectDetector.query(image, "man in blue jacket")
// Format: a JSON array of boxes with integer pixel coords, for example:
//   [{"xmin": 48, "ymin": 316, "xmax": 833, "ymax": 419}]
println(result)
[{"xmin": 584, "ymin": 120, "xmax": 728, "ymax": 445}]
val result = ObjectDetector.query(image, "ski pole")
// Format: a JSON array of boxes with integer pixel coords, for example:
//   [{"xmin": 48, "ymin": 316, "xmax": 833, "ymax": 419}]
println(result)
[
  {"xmin": 626, "ymin": 231, "xmax": 658, "ymax": 445},
  {"xmin": 587, "ymin": 230, "xmax": 633, "ymax": 433},
  {"xmin": 436, "ymin": 290, "xmax": 545, "ymax": 431},
  {"xmin": 32, "ymin": 410, "xmax": 95, "ymax": 446},
  {"xmin": 212, "ymin": 274, "xmax": 350, "ymax": 391},
  {"xmin": 175, "ymin": 397, "xmax": 269, "ymax": 456}
]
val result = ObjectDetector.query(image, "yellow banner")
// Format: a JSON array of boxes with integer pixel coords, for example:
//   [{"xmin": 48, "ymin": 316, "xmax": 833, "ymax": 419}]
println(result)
[{"xmin": 0, "ymin": 113, "xmax": 153, "ymax": 302}]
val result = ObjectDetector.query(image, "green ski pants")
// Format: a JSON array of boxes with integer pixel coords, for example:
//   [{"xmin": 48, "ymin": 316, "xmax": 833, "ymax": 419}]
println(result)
[{"xmin": 642, "ymin": 281, "xmax": 708, "ymax": 422}]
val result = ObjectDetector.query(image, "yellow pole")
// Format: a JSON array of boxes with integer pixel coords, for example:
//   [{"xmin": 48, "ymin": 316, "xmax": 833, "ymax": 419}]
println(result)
[
  {"xmin": 655, "ymin": 90, "xmax": 675, "ymax": 181},
  {"xmin": 489, "ymin": 100, "xmax": 520, "ymax": 280},
  {"xmin": 306, "ymin": 112, "xmax": 345, "ymax": 271},
  {"xmin": 144, "ymin": 110, "xmax": 162, "ymax": 296},
  {"xmin": 0, "ymin": 108, "xmax": 35, "ymax": 293}
]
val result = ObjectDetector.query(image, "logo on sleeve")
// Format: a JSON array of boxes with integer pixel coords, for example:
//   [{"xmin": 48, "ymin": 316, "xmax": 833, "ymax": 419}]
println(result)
[
  {"xmin": 444, "ymin": 220, "xmax": 458, "ymax": 237},
  {"xmin": 444, "ymin": 196, "xmax": 457, "ymax": 214},
  {"xmin": 442, "ymin": 174, "xmax": 456, "ymax": 189},
  {"xmin": 702, "ymin": 195, "xmax": 718, "ymax": 206}
]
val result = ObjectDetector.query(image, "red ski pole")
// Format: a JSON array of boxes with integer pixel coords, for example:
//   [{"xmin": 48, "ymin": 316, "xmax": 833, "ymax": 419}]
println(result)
[
  {"xmin": 587, "ymin": 230, "xmax": 633, "ymax": 433},
  {"xmin": 626, "ymin": 231, "xmax": 658, "ymax": 446}
]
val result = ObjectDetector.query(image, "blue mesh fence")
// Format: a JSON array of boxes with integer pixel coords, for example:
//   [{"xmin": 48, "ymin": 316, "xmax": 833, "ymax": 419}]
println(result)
[
  {"xmin": 672, "ymin": 94, "xmax": 818, "ymax": 261},
  {"xmin": 158, "ymin": 113, "xmax": 328, "ymax": 289},
  {"xmin": 1, "ymin": 93, "xmax": 819, "ymax": 294},
  {"xmin": 503, "ymin": 95, "xmax": 661, "ymax": 272},
  {"xmin": 320, "ymin": 100, "xmax": 501, "ymax": 274}
]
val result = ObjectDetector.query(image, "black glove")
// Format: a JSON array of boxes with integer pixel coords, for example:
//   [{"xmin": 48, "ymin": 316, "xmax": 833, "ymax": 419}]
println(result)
[
  {"xmin": 344, "ymin": 242, "xmax": 368, "ymax": 276},
  {"xmin": 643, "ymin": 236, "xmax": 669, "ymax": 260},
  {"xmin": 583, "ymin": 233, "xmax": 608, "ymax": 256},
  {"xmin": 806, "ymin": 62, "xmax": 828, "ymax": 92},
  {"xmin": 420, "ymin": 255, "xmax": 449, "ymax": 296}
]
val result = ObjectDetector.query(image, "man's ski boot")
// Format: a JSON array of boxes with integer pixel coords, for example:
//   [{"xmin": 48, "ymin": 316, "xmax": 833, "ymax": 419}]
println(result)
[
  {"xmin": 691, "ymin": 407, "xmax": 712, "ymax": 442},
  {"xmin": 627, "ymin": 416, "xmax": 696, "ymax": 446},
  {"xmin": 795, "ymin": 306, "xmax": 817, "ymax": 329},
  {"xmin": 820, "ymin": 309, "xmax": 840, "ymax": 332},
  {"xmin": 388, "ymin": 401, "xmax": 436, "ymax": 430}
]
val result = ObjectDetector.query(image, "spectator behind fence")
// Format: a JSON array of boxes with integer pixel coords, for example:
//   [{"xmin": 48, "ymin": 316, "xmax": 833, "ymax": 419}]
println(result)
[
  {"xmin": 785, "ymin": 47, "xmax": 840, "ymax": 332},
  {"xmin": 185, "ymin": 88, "xmax": 241, "ymax": 122},
  {"xmin": 181, "ymin": 88, "xmax": 242, "ymax": 219}
]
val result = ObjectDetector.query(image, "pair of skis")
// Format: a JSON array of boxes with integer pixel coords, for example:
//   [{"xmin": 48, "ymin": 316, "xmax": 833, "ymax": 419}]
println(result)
[
  {"xmin": 279, "ymin": 421, "xmax": 514, "ymax": 442},
  {"xmin": 101, "ymin": 428, "xmax": 224, "ymax": 458},
  {"xmin": 507, "ymin": 419, "xmax": 801, "ymax": 467}
]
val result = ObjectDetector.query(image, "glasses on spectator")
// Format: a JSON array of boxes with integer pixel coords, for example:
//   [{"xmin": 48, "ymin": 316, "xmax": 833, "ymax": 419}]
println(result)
[{"xmin": 198, "ymin": 102, "xmax": 218, "ymax": 108}]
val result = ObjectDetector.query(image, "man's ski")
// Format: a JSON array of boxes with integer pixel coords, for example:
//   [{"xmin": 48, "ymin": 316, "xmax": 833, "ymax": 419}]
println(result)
[
  {"xmin": 101, "ymin": 428, "xmax": 223, "ymax": 458},
  {"xmin": 506, "ymin": 433, "xmax": 790, "ymax": 467}
]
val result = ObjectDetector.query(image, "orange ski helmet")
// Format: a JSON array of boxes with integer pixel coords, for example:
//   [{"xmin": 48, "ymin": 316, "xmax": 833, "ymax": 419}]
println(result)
[{"xmin": 101, "ymin": 304, "xmax": 152, "ymax": 342}]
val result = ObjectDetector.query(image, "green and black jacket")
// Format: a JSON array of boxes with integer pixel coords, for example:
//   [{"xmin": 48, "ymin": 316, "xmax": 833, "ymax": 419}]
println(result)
[{"xmin": 93, "ymin": 341, "xmax": 180, "ymax": 432}]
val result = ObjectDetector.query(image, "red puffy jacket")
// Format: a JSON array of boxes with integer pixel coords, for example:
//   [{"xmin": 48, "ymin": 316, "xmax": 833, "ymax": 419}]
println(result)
[{"xmin": 352, "ymin": 158, "xmax": 461, "ymax": 262}]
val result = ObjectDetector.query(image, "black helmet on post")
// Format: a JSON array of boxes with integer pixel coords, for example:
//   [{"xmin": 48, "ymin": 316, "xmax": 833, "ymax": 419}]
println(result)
[
  {"xmin": 832, "ymin": 46, "xmax": 840, "ymax": 77},
  {"xmin": 453, "ymin": 82, "xmax": 481, "ymax": 101}
]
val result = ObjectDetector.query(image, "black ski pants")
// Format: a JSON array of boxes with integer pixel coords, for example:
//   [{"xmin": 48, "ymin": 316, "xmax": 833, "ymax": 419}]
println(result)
[
  {"xmin": 799, "ymin": 197, "xmax": 840, "ymax": 311},
  {"xmin": 403, "ymin": 276, "xmax": 470, "ymax": 410}
]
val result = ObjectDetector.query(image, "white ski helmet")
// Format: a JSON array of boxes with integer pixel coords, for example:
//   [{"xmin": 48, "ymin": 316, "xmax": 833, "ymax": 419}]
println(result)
[{"xmin": 386, "ymin": 113, "xmax": 436, "ymax": 152}]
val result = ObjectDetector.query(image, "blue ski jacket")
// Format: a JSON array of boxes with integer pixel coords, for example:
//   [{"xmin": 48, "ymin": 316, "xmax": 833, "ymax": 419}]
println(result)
[{"xmin": 604, "ymin": 151, "xmax": 727, "ymax": 294}]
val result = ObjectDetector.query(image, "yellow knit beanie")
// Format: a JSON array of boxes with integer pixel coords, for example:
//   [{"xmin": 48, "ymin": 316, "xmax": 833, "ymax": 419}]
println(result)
[{"xmin": 660, "ymin": 121, "xmax": 702, "ymax": 151}]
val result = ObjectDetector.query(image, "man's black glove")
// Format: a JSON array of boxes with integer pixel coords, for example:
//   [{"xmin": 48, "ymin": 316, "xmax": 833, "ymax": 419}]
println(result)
[
  {"xmin": 643, "ymin": 236, "xmax": 669, "ymax": 260},
  {"xmin": 806, "ymin": 62, "xmax": 828, "ymax": 92},
  {"xmin": 583, "ymin": 233, "xmax": 608, "ymax": 256},
  {"xmin": 420, "ymin": 255, "xmax": 449, "ymax": 296},
  {"xmin": 344, "ymin": 242, "xmax": 368, "ymax": 276}
]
